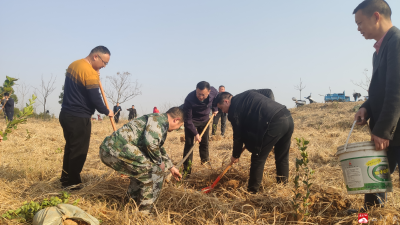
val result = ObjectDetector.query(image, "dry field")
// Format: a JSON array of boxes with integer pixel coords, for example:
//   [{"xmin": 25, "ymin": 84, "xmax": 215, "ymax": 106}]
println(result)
[{"xmin": 1, "ymin": 102, "xmax": 400, "ymax": 224}]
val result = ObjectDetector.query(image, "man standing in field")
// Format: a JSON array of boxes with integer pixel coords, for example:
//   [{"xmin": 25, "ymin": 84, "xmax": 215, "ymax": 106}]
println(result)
[
  {"xmin": 216, "ymin": 89, "xmax": 293, "ymax": 193},
  {"xmin": 99, "ymin": 107, "xmax": 183, "ymax": 214},
  {"xmin": 182, "ymin": 81, "xmax": 218, "ymax": 174},
  {"xmin": 353, "ymin": 0, "xmax": 400, "ymax": 211},
  {"xmin": 113, "ymin": 102, "xmax": 122, "ymax": 123},
  {"xmin": 212, "ymin": 85, "xmax": 227, "ymax": 137},
  {"xmin": 3, "ymin": 93, "xmax": 14, "ymax": 122},
  {"xmin": 59, "ymin": 46, "xmax": 114, "ymax": 190},
  {"xmin": 127, "ymin": 105, "xmax": 137, "ymax": 121}
]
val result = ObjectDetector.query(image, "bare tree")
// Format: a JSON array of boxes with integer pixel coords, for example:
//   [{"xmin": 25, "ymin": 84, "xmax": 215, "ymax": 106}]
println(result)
[
  {"xmin": 15, "ymin": 81, "xmax": 31, "ymax": 109},
  {"xmin": 294, "ymin": 78, "xmax": 306, "ymax": 99},
  {"xmin": 351, "ymin": 68, "xmax": 371, "ymax": 92},
  {"xmin": 104, "ymin": 72, "xmax": 142, "ymax": 105},
  {"xmin": 34, "ymin": 75, "xmax": 56, "ymax": 113}
]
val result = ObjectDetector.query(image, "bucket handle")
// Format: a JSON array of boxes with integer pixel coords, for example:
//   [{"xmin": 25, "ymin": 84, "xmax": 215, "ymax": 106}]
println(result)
[{"xmin": 344, "ymin": 121, "xmax": 357, "ymax": 153}]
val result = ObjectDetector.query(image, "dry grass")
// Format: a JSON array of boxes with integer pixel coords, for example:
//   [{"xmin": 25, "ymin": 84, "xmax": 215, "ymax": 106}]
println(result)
[{"xmin": 0, "ymin": 102, "xmax": 399, "ymax": 224}]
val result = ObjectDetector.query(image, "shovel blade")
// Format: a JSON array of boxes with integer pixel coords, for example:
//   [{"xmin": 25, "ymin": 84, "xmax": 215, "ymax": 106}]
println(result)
[{"xmin": 201, "ymin": 186, "xmax": 213, "ymax": 194}]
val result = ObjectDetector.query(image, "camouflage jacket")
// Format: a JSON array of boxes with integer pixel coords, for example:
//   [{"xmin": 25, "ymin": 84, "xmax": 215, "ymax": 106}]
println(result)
[{"xmin": 100, "ymin": 113, "xmax": 174, "ymax": 170}]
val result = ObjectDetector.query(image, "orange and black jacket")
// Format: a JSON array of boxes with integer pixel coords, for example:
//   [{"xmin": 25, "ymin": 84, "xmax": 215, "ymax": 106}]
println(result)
[{"xmin": 61, "ymin": 59, "xmax": 109, "ymax": 118}]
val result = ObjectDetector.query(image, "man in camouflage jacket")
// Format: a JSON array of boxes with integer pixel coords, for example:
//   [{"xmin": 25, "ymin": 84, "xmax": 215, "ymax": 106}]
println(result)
[{"xmin": 100, "ymin": 107, "xmax": 183, "ymax": 213}]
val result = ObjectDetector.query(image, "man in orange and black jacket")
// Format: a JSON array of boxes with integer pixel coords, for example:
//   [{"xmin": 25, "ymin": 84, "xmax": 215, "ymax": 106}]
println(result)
[{"xmin": 59, "ymin": 46, "xmax": 113, "ymax": 190}]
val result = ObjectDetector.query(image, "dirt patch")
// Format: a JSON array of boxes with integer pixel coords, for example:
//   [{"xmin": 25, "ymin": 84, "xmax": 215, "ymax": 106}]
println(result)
[
  {"xmin": 180, "ymin": 135, "xmax": 185, "ymax": 142},
  {"xmin": 309, "ymin": 187, "xmax": 351, "ymax": 213},
  {"xmin": 224, "ymin": 179, "xmax": 240, "ymax": 189}
]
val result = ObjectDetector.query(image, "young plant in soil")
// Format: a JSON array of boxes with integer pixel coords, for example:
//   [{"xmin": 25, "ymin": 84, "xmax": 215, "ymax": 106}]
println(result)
[
  {"xmin": 177, "ymin": 160, "xmax": 192, "ymax": 186},
  {"xmin": 291, "ymin": 137, "xmax": 314, "ymax": 221},
  {"xmin": 1, "ymin": 191, "xmax": 79, "ymax": 223}
]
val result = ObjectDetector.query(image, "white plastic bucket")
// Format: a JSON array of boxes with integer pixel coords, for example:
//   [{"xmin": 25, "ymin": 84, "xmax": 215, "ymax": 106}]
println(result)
[{"xmin": 336, "ymin": 121, "xmax": 392, "ymax": 195}]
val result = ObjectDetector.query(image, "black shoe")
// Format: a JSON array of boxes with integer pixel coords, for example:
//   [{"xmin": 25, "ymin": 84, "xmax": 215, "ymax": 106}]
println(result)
[{"xmin": 62, "ymin": 183, "xmax": 83, "ymax": 191}]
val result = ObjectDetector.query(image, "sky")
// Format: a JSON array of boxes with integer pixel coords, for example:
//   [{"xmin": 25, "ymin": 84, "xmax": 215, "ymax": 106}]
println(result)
[{"xmin": 1, "ymin": 0, "xmax": 399, "ymax": 117}]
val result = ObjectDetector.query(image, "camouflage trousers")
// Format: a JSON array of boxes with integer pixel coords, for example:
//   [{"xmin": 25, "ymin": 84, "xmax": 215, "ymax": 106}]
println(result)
[{"xmin": 99, "ymin": 148, "xmax": 164, "ymax": 213}]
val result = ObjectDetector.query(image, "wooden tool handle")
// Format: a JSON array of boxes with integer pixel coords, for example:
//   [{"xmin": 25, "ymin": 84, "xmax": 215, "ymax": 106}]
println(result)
[
  {"xmin": 98, "ymin": 79, "xmax": 117, "ymax": 132},
  {"xmin": 113, "ymin": 108, "xmax": 121, "ymax": 118},
  {"xmin": 210, "ymin": 147, "xmax": 246, "ymax": 189},
  {"xmin": 169, "ymin": 114, "xmax": 215, "ymax": 173}
]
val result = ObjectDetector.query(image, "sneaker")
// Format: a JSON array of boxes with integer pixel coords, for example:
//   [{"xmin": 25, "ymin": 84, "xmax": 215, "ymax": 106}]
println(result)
[{"xmin": 62, "ymin": 183, "xmax": 83, "ymax": 191}]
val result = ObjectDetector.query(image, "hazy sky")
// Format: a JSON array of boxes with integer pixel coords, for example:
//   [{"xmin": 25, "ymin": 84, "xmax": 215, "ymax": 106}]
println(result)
[{"xmin": 1, "ymin": 0, "xmax": 399, "ymax": 117}]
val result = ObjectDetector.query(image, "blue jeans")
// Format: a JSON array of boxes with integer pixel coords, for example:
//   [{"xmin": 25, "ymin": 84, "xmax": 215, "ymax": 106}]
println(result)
[{"xmin": 364, "ymin": 146, "xmax": 400, "ymax": 208}]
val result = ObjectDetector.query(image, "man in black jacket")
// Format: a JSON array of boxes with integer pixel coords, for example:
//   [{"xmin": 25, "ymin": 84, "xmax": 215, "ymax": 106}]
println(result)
[
  {"xmin": 182, "ymin": 81, "xmax": 218, "ymax": 174},
  {"xmin": 3, "ymin": 93, "xmax": 14, "ymax": 122},
  {"xmin": 353, "ymin": 0, "xmax": 400, "ymax": 210},
  {"xmin": 127, "ymin": 105, "xmax": 137, "ymax": 121},
  {"xmin": 216, "ymin": 89, "xmax": 293, "ymax": 193},
  {"xmin": 113, "ymin": 102, "xmax": 122, "ymax": 123}
]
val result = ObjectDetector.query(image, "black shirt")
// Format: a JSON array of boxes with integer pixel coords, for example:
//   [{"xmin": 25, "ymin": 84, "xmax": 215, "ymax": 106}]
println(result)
[{"xmin": 4, "ymin": 97, "xmax": 14, "ymax": 113}]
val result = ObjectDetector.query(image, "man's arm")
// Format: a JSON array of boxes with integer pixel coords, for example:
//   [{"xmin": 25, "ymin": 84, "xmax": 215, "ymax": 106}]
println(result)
[
  {"xmin": 183, "ymin": 98, "xmax": 197, "ymax": 136},
  {"xmin": 86, "ymin": 88, "xmax": 110, "ymax": 115},
  {"xmin": 373, "ymin": 39, "xmax": 400, "ymax": 140},
  {"xmin": 160, "ymin": 146, "xmax": 174, "ymax": 171},
  {"xmin": 231, "ymin": 121, "xmax": 244, "ymax": 158}
]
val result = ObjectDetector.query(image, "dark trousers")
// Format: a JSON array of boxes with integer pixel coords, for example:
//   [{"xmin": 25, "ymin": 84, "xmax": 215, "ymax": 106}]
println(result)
[
  {"xmin": 248, "ymin": 111, "xmax": 294, "ymax": 193},
  {"xmin": 364, "ymin": 146, "xmax": 400, "ymax": 208},
  {"xmin": 183, "ymin": 121, "xmax": 210, "ymax": 174},
  {"xmin": 128, "ymin": 115, "xmax": 134, "ymax": 121},
  {"xmin": 5, "ymin": 110, "xmax": 13, "ymax": 121},
  {"xmin": 114, "ymin": 115, "xmax": 120, "ymax": 123},
  {"xmin": 59, "ymin": 111, "xmax": 91, "ymax": 186},
  {"xmin": 212, "ymin": 111, "xmax": 227, "ymax": 135}
]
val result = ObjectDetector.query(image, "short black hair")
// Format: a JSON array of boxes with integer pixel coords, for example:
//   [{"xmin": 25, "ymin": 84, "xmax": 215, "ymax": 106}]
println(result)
[
  {"xmin": 4, "ymin": 92, "xmax": 10, "ymax": 97},
  {"xmin": 219, "ymin": 85, "xmax": 225, "ymax": 88},
  {"xmin": 90, "ymin": 46, "xmax": 111, "ymax": 56},
  {"xmin": 215, "ymin": 92, "xmax": 233, "ymax": 105},
  {"xmin": 132, "ymin": 105, "xmax": 135, "ymax": 106},
  {"xmin": 196, "ymin": 81, "xmax": 210, "ymax": 91},
  {"xmin": 353, "ymin": 0, "xmax": 391, "ymax": 19},
  {"xmin": 166, "ymin": 107, "xmax": 185, "ymax": 121}
]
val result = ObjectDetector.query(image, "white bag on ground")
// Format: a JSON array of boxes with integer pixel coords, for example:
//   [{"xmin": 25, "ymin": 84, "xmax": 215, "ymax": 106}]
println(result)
[{"xmin": 33, "ymin": 204, "xmax": 99, "ymax": 225}]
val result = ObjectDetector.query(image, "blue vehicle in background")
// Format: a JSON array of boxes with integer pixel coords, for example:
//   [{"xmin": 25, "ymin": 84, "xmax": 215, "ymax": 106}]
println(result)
[{"xmin": 324, "ymin": 91, "xmax": 351, "ymax": 102}]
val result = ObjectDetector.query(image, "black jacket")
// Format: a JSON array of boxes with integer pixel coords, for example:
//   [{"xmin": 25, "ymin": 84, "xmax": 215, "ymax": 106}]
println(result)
[
  {"xmin": 361, "ymin": 26, "xmax": 400, "ymax": 146},
  {"xmin": 4, "ymin": 97, "xmax": 14, "ymax": 113},
  {"xmin": 228, "ymin": 89, "xmax": 284, "ymax": 158},
  {"xmin": 127, "ymin": 108, "xmax": 137, "ymax": 117},
  {"xmin": 113, "ymin": 106, "xmax": 122, "ymax": 116}
]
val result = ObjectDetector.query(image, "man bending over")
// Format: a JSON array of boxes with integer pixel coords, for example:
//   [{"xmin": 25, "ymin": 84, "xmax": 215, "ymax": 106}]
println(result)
[
  {"xmin": 99, "ymin": 107, "xmax": 183, "ymax": 214},
  {"xmin": 216, "ymin": 89, "xmax": 293, "ymax": 193}
]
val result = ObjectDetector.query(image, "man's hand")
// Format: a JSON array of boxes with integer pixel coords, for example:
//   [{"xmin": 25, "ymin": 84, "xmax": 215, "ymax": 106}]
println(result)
[
  {"xmin": 195, "ymin": 134, "xmax": 202, "ymax": 143},
  {"xmin": 371, "ymin": 134, "xmax": 389, "ymax": 150},
  {"xmin": 170, "ymin": 166, "xmax": 182, "ymax": 181},
  {"xmin": 355, "ymin": 107, "xmax": 368, "ymax": 125},
  {"xmin": 108, "ymin": 111, "xmax": 114, "ymax": 117},
  {"xmin": 231, "ymin": 156, "xmax": 239, "ymax": 164},
  {"xmin": 213, "ymin": 111, "xmax": 218, "ymax": 116}
]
